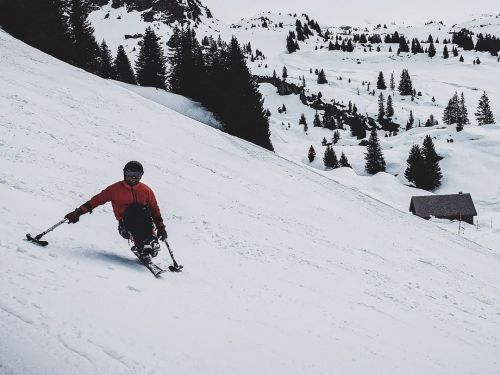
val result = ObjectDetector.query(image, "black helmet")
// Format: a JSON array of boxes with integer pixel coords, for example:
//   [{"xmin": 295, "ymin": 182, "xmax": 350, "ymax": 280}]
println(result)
[{"xmin": 123, "ymin": 161, "xmax": 144, "ymax": 175}]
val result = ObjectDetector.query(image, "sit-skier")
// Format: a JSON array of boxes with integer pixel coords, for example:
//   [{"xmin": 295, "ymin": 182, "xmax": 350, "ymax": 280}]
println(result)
[{"xmin": 64, "ymin": 161, "xmax": 168, "ymax": 257}]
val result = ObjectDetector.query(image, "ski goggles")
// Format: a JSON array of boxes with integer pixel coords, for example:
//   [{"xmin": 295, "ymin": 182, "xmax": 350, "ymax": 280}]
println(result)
[{"xmin": 124, "ymin": 170, "xmax": 143, "ymax": 179}]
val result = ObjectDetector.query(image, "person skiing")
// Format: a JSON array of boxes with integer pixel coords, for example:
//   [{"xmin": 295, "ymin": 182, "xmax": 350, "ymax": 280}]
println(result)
[{"xmin": 64, "ymin": 161, "xmax": 168, "ymax": 257}]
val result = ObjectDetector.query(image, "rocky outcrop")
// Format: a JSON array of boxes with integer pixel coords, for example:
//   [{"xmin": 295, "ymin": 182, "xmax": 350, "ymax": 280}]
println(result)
[{"xmin": 92, "ymin": 0, "xmax": 212, "ymax": 24}]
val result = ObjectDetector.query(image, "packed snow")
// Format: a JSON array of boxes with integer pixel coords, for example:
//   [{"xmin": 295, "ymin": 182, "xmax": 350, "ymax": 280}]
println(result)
[{"xmin": 1, "ymin": 29, "xmax": 500, "ymax": 375}]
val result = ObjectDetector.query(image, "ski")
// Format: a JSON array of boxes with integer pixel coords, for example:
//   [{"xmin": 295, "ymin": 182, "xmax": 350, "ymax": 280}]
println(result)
[{"xmin": 131, "ymin": 248, "xmax": 165, "ymax": 277}]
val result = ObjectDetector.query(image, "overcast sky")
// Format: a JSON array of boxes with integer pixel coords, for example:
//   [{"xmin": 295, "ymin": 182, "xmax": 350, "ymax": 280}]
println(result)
[{"xmin": 202, "ymin": 0, "xmax": 499, "ymax": 26}]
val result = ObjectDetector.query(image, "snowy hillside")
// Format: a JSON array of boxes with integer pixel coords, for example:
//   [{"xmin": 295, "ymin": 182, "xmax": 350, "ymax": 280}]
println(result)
[
  {"xmin": 2, "ymin": 30, "xmax": 500, "ymax": 375},
  {"xmin": 88, "ymin": 6, "xmax": 500, "ymax": 249}
]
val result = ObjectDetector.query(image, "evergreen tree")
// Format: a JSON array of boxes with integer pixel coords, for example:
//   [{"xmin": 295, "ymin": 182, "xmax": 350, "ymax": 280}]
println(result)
[
  {"xmin": 136, "ymin": 27, "xmax": 167, "ymax": 89},
  {"xmin": 308, "ymin": 145, "xmax": 316, "ymax": 162},
  {"xmin": 428, "ymin": 42, "xmax": 436, "ymax": 57},
  {"xmin": 114, "ymin": 45, "xmax": 136, "ymax": 84},
  {"xmin": 313, "ymin": 112, "xmax": 322, "ymax": 127},
  {"xmin": 0, "ymin": 0, "xmax": 73, "ymax": 63},
  {"xmin": 97, "ymin": 40, "xmax": 115, "ymax": 79},
  {"xmin": 459, "ymin": 55, "xmax": 464, "ymax": 62},
  {"xmin": 299, "ymin": 113, "xmax": 307, "ymax": 128},
  {"xmin": 443, "ymin": 45, "xmax": 449, "ymax": 59},
  {"xmin": 221, "ymin": 37, "xmax": 274, "ymax": 150},
  {"xmin": 322, "ymin": 107, "xmax": 336, "ymax": 130},
  {"xmin": 385, "ymin": 95, "xmax": 394, "ymax": 118},
  {"xmin": 457, "ymin": 92, "xmax": 470, "ymax": 130},
  {"xmin": 364, "ymin": 129, "xmax": 386, "ymax": 174},
  {"xmin": 282, "ymin": 66, "xmax": 288, "ymax": 79},
  {"xmin": 405, "ymin": 144, "xmax": 426, "ymax": 188},
  {"xmin": 333, "ymin": 130, "xmax": 340, "ymax": 144},
  {"xmin": 69, "ymin": 0, "xmax": 100, "ymax": 74},
  {"xmin": 317, "ymin": 69, "xmax": 328, "ymax": 84},
  {"xmin": 406, "ymin": 110, "xmax": 414, "ymax": 130},
  {"xmin": 377, "ymin": 71, "xmax": 387, "ymax": 89},
  {"xmin": 421, "ymin": 135, "xmax": 442, "ymax": 190},
  {"xmin": 350, "ymin": 114, "xmax": 367, "ymax": 139},
  {"xmin": 377, "ymin": 93, "xmax": 385, "ymax": 122},
  {"xmin": 443, "ymin": 92, "xmax": 460, "ymax": 125},
  {"xmin": 286, "ymin": 32, "xmax": 299, "ymax": 53},
  {"xmin": 167, "ymin": 27, "xmax": 206, "ymax": 100},
  {"xmin": 339, "ymin": 152, "xmax": 351, "ymax": 168},
  {"xmin": 323, "ymin": 146, "xmax": 339, "ymax": 169},
  {"xmin": 475, "ymin": 91, "xmax": 495, "ymax": 125},
  {"xmin": 398, "ymin": 69, "xmax": 413, "ymax": 96},
  {"xmin": 390, "ymin": 72, "xmax": 395, "ymax": 91}
]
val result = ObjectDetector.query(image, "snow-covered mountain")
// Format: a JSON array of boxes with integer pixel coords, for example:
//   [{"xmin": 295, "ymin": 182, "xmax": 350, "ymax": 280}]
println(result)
[
  {"xmin": 2, "ymin": 29, "xmax": 500, "ymax": 374},
  {"xmin": 88, "ymin": 7, "xmax": 500, "ymax": 250}
]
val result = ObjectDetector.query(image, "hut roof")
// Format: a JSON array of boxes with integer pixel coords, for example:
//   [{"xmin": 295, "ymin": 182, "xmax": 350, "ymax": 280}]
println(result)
[{"xmin": 410, "ymin": 193, "xmax": 477, "ymax": 219}]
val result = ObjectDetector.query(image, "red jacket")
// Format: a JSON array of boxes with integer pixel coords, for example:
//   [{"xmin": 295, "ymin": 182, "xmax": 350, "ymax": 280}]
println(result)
[{"xmin": 79, "ymin": 181, "xmax": 165, "ymax": 229}]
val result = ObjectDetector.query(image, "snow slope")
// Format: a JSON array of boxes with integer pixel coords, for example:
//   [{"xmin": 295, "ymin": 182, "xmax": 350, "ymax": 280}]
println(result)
[{"xmin": 1, "ymin": 31, "xmax": 500, "ymax": 375}]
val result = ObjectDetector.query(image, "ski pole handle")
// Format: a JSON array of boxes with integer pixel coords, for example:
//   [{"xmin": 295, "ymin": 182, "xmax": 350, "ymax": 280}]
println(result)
[{"xmin": 35, "ymin": 219, "xmax": 68, "ymax": 240}]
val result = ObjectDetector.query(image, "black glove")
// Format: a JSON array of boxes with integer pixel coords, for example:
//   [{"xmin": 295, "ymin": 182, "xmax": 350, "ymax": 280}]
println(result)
[
  {"xmin": 65, "ymin": 208, "xmax": 83, "ymax": 224},
  {"xmin": 157, "ymin": 227, "xmax": 168, "ymax": 241}
]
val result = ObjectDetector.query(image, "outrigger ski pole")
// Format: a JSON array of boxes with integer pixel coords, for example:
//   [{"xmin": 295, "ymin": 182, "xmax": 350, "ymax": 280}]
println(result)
[
  {"xmin": 163, "ymin": 239, "xmax": 183, "ymax": 272},
  {"xmin": 26, "ymin": 219, "xmax": 68, "ymax": 247}
]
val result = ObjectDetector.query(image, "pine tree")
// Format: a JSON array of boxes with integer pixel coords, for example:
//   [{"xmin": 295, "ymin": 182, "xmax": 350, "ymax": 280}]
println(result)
[
  {"xmin": 385, "ymin": 95, "xmax": 394, "ymax": 118},
  {"xmin": 406, "ymin": 110, "xmax": 414, "ymax": 130},
  {"xmin": 378, "ymin": 93, "xmax": 385, "ymax": 122},
  {"xmin": 350, "ymin": 114, "xmax": 366, "ymax": 139},
  {"xmin": 220, "ymin": 37, "xmax": 274, "ymax": 150},
  {"xmin": 114, "ymin": 45, "xmax": 136, "ymax": 84},
  {"xmin": 299, "ymin": 113, "xmax": 307, "ymax": 127},
  {"xmin": 313, "ymin": 112, "xmax": 322, "ymax": 127},
  {"xmin": 443, "ymin": 45, "xmax": 449, "ymax": 59},
  {"xmin": 136, "ymin": 27, "xmax": 167, "ymax": 89},
  {"xmin": 323, "ymin": 146, "xmax": 339, "ymax": 169},
  {"xmin": 405, "ymin": 144, "xmax": 426, "ymax": 188},
  {"xmin": 69, "ymin": 0, "xmax": 100, "ymax": 74},
  {"xmin": 308, "ymin": 145, "xmax": 316, "ymax": 162},
  {"xmin": 282, "ymin": 66, "xmax": 288, "ymax": 79},
  {"xmin": 317, "ymin": 69, "xmax": 328, "ymax": 84},
  {"xmin": 167, "ymin": 27, "xmax": 206, "ymax": 100},
  {"xmin": 0, "ymin": 0, "xmax": 73, "ymax": 63},
  {"xmin": 421, "ymin": 135, "xmax": 442, "ymax": 190},
  {"xmin": 97, "ymin": 40, "xmax": 115, "ymax": 79},
  {"xmin": 286, "ymin": 32, "xmax": 299, "ymax": 53},
  {"xmin": 339, "ymin": 152, "xmax": 351, "ymax": 168},
  {"xmin": 443, "ymin": 92, "xmax": 460, "ymax": 125},
  {"xmin": 333, "ymin": 130, "xmax": 340, "ymax": 144},
  {"xmin": 390, "ymin": 72, "xmax": 395, "ymax": 91},
  {"xmin": 364, "ymin": 129, "xmax": 386, "ymax": 174},
  {"xmin": 428, "ymin": 42, "xmax": 436, "ymax": 57},
  {"xmin": 322, "ymin": 107, "xmax": 336, "ymax": 130},
  {"xmin": 377, "ymin": 71, "xmax": 387, "ymax": 89},
  {"xmin": 398, "ymin": 69, "xmax": 413, "ymax": 96},
  {"xmin": 457, "ymin": 92, "xmax": 469, "ymax": 131},
  {"xmin": 475, "ymin": 91, "xmax": 495, "ymax": 125}
]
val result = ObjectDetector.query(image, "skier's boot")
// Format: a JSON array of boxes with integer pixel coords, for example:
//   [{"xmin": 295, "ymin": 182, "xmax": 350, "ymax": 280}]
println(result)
[{"xmin": 141, "ymin": 237, "xmax": 161, "ymax": 258}]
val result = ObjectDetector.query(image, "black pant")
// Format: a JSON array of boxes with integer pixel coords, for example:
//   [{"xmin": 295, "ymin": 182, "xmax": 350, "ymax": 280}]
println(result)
[{"xmin": 118, "ymin": 203, "xmax": 155, "ymax": 246}]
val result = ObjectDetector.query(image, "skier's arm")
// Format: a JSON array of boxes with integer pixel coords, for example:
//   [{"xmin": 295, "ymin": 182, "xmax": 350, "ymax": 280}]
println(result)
[
  {"xmin": 65, "ymin": 185, "xmax": 114, "ymax": 223},
  {"xmin": 78, "ymin": 185, "xmax": 114, "ymax": 214}
]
